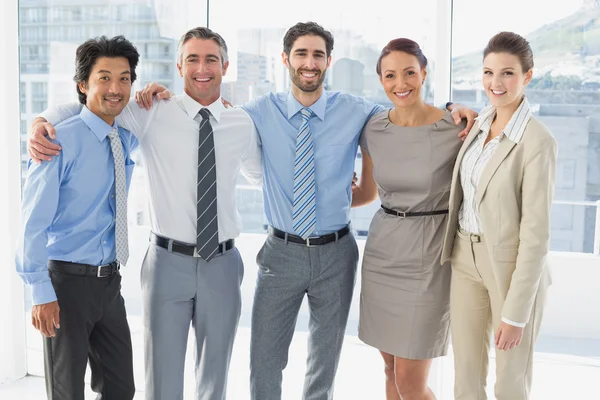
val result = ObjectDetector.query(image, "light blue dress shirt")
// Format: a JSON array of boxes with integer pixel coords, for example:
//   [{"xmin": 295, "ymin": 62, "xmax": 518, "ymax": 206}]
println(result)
[
  {"xmin": 244, "ymin": 91, "xmax": 383, "ymax": 236},
  {"xmin": 15, "ymin": 106, "xmax": 138, "ymax": 305}
]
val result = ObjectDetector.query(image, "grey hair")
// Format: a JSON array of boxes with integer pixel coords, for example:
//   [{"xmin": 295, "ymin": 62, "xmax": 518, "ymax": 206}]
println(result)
[{"xmin": 177, "ymin": 27, "xmax": 228, "ymax": 66}]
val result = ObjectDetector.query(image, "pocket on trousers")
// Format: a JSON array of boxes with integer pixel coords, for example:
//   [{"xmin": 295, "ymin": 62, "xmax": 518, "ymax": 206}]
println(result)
[{"xmin": 493, "ymin": 245, "xmax": 519, "ymax": 263}]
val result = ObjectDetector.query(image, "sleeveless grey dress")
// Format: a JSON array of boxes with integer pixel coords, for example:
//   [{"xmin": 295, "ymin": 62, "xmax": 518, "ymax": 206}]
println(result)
[{"xmin": 358, "ymin": 109, "xmax": 464, "ymax": 359}]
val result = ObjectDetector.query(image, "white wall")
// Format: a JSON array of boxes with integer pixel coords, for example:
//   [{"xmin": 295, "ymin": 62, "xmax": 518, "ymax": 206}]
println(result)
[
  {"xmin": 0, "ymin": 0, "xmax": 28, "ymax": 385},
  {"xmin": 542, "ymin": 252, "xmax": 600, "ymax": 339}
]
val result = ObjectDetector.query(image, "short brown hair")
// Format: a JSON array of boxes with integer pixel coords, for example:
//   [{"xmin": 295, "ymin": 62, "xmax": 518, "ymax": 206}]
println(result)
[
  {"xmin": 376, "ymin": 38, "xmax": 427, "ymax": 76},
  {"xmin": 483, "ymin": 31, "xmax": 534, "ymax": 72},
  {"xmin": 177, "ymin": 27, "xmax": 228, "ymax": 66},
  {"xmin": 283, "ymin": 22, "xmax": 334, "ymax": 58}
]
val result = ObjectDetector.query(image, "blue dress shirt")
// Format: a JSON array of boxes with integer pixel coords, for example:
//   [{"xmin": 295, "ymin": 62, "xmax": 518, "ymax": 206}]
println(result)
[
  {"xmin": 15, "ymin": 106, "xmax": 138, "ymax": 305},
  {"xmin": 244, "ymin": 91, "xmax": 383, "ymax": 236}
]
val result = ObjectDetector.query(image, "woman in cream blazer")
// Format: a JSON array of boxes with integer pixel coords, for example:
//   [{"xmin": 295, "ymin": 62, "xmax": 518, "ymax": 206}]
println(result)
[{"xmin": 441, "ymin": 32, "xmax": 557, "ymax": 400}]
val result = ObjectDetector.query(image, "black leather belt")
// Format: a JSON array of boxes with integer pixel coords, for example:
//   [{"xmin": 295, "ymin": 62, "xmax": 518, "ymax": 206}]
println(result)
[
  {"xmin": 150, "ymin": 232, "xmax": 234, "ymax": 258},
  {"xmin": 268, "ymin": 225, "xmax": 350, "ymax": 246},
  {"xmin": 48, "ymin": 260, "xmax": 120, "ymax": 278},
  {"xmin": 381, "ymin": 205, "xmax": 449, "ymax": 218}
]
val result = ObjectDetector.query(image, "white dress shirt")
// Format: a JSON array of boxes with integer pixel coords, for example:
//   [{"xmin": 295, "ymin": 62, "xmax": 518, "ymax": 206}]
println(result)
[
  {"xmin": 42, "ymin": 93, "xmax": 262, "ymax": 244},
  {"xmin": 458, "ymin": 97, "xmax": 533, "ymax": 328}
]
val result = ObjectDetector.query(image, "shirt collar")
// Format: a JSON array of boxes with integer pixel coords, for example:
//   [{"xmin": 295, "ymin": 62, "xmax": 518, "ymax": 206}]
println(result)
[
  {"xmin": 286, "ymin": 90, "xmax": 327, "ymax": 121},
  {"xmin": 79, "ymin": 106, "xmax": 118, "ymax": 142},
  {"xmin": 475, "ymin": 96, "xmax": 532, "ymax": 144},
  {"xmin": 181, "ymin": 91, "xmax": 224, "ymax": 123}
]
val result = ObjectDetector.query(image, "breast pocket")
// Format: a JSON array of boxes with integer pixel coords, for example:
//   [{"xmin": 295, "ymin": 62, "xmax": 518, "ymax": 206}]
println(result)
[{"xmin": 319, "ymin": 143, "xmax": 354, "ymax": 178}]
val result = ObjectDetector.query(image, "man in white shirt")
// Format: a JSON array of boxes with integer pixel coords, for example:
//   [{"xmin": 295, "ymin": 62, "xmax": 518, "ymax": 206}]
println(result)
[{"xmin": 28, "ymin": 27, "xmax": 262, "ymax": 400}]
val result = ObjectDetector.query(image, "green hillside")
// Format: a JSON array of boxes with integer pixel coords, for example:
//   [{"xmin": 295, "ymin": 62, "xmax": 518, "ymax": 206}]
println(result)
[{"xmin": 452, "ymin": 4, "xmax": 600, "ymax": 85}]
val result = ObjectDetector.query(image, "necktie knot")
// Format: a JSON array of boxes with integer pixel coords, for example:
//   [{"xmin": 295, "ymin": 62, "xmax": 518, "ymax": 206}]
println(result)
[
  {"xmin": 199, "ymin": 108, "xmax": 211, "ymax": 120},
  {"xmin": 301, "ymin": 108, "xmax": 312, "ymax": 121},
  {"xmin": 108, "ymin": 127, "xmax": 119, "ymax": 139}
]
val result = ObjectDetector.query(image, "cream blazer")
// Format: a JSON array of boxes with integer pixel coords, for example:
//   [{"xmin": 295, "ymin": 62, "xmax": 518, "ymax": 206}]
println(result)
[{"xmin": 441, "ymin": 116, "xmax": 557, "ymax": 323}]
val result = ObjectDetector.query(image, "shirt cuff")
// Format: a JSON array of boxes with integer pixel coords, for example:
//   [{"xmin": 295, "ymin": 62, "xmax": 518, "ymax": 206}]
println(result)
[
  {"xmin": 502, "ymin": 317, "xmax": 526, "ymax": 328},
  {"xmin": 30, "ymin": 281, "xmax": 57, "ymax": 306}
]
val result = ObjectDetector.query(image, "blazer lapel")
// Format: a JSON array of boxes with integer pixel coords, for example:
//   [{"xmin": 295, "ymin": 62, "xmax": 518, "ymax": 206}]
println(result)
[
  {"xmin": 449, "ymin": 123, "xmax": 479, "ymax": 213},
  {"xmin": 475, "ymin": 138, "xmax": 517, "ymax": 207}
]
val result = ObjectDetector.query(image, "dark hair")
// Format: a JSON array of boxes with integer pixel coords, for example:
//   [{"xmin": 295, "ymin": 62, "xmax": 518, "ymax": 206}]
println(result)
[
  {"xmin": 376, "ymin": 38, "xmax": 427, "ymax": 76},
  {"xmin": 74, "ymin": 35, "xmax": 139, "ymax": 104},
  {"xmin": 283, "ymin": 22, "xmax": 334, "ymax": 57},
  {"xmin": 177, "ymin": 27, "xmax": 228, "ymax": 66},
  {"xmin": 483, "ymin": 31, "xmax": 534, "ymax": 72}
]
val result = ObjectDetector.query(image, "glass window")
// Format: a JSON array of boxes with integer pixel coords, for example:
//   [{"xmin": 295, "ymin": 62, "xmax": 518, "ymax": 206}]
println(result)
[
  {"xmin": 17, "ymin": 0, "xmax": 208, "ymax": 382},
  {"xmin": 211, "ymin": 0, "xmax": 439, "ymax": 240},
  {"xmin": 451, "ymin": 0, "xmax": 600, "ymax": 254},
  {"xmin": 19, "ymin": 82, "xmax": 26, "ymax": 112}
]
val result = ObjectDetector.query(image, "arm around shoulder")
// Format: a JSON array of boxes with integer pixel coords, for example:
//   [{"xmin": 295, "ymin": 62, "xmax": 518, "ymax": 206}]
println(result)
[
  {"xmin": 240, "ymin": 122, "xmax": 263, "ymax": 186},
  {"xmin": 352, "ymin": 148, "xmax": 378, "ymax": 208}
]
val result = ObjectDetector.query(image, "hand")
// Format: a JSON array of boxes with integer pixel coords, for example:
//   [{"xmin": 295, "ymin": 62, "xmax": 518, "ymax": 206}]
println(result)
[
  {"xmin": 32, "ymin": 301, "xmax": 60, "ymax": 338},
  {"xmin": 494, "ymin": 321, "xmax": 524, "ymax": 351},
  {"xmin": 28, "ymin": 118, "xmax": 61, "ymax": 164},
  {"xmin": 221, "ymin": 98, "xmax": 233, "ymax": 108},
  {"xmin": 352, "ymin": 172, "xmax": 358, "ymax": 188},
  {"xmin": 135, "ymin": 82, "xmax": 172, "ymax": 110},
  {"xmin": 449, "ymin": 103, "xmax": 478, "ymax": 141}
]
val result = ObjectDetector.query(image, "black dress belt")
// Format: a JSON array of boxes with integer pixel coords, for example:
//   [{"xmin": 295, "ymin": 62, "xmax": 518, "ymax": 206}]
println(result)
[
  {"xmin": 268, "ymin": 225, "xmax": 350, "ymax": 246},
  {"xmin": 381, "ymin": 205, "xmax": 449, "ymax": 218},
  {"xmin": 150, "ymin": 232, "xmax": 234, "ymax": 257},
  {"xmin": 48, "ymin": 260, "xmax": 120, "ymax": 278}
]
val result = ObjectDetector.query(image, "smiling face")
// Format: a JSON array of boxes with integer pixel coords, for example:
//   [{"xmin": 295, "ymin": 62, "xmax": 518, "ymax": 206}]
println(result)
[
  {"xmin": 379, "ymin": 50, "xmax": 426, "ymax": 108},
  {"xmin": 283, "ymin": 34, "xmax": 331, "ymax": 94},
  {"xmin": 482, "ymin": 52, "xmax": 532, "ymax": 110},
  {"xmin": 78, "ymin": 56, "xmax": 132, "ymax": 125},
  {"xmin": 177, "ymin": 38, "xmax": 229, "ymax": 106}
]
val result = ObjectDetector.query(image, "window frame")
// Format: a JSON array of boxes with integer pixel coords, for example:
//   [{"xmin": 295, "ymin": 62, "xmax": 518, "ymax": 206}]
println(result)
[{"xmin": 0, "ymin": 0, "xmax": 27, "ymax": 384}]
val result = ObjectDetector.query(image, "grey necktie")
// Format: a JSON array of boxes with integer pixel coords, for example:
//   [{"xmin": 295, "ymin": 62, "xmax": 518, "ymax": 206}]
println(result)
[
  {"xmin": 108, "ymin": 128, "xmax": 129, "ymax": 265},
  {"xmin": 196, "ymin": 108, "xmax": 219, "ymax": 261}
]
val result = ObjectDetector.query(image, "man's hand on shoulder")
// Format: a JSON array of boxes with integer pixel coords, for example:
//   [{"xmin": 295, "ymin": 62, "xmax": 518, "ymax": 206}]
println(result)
[
  {"xmin": 135, "ymin": 82, "xmax": 172, "ymax": 110},
  {"xmin": 29, "ymin": 117, "xmax": 61, "ymax": 163},
  {"xmin": 221, "ymin": 98, "xmax": 233, "ymax": 108}
]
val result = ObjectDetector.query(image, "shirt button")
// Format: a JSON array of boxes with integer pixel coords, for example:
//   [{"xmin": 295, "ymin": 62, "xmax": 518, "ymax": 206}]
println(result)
[
  {"xmin": 104, "ymin": 241, "xmax": 107, "ymax": 244},
  {"xmin": 111, "ymin": 194, "xmax": 115, "ymax": 198}
]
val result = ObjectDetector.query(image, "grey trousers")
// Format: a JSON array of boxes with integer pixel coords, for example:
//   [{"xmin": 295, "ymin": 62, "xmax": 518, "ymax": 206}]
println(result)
[
  {"xmin": 250, "ymin": 231, "xmax": 359, "ymax": 400},
  {"xmin": 141, "ymin": 241, "xmax": 244, "ymax": 400}
]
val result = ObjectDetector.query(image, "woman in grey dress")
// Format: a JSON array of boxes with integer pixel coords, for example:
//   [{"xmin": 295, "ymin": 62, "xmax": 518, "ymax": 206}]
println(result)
[{"xmin": 352, "ymin": 39, "xmax": 465, "ymax": 400}]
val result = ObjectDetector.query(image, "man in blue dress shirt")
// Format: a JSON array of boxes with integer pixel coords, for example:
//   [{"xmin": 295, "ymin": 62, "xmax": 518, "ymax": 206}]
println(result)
[
  {"xmin": 243, "ymin": 22, "xmax": 475, "ymax": 400},
  {"xmin": 15, "ymin": 36, "xmax": 139, "ymax": 400}
]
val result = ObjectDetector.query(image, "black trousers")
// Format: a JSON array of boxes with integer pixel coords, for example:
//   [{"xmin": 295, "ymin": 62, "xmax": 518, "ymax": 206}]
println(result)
[{"xmin": 43, "ymin": 268, "xmax": 135, "ymax": 400}]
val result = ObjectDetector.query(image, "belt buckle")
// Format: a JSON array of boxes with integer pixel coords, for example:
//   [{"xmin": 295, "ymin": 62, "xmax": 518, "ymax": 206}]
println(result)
[
  {"xmin": 306, "ymin": 237, "xmax": 314, "ymax": 247},
  {"xmin": 192, "ymin": 248, "xmax": 201, "ymax": 258},
  {"xmin": 396, "ymin": 211, "xmax": 406, "ymax": 218},
  {"xmin": 471, "ymin": 234, "xmax": 481, "ymax": 243},
  {"xmin": 97, "ymin": 264, "xmax": 110, "ymax": 278}
]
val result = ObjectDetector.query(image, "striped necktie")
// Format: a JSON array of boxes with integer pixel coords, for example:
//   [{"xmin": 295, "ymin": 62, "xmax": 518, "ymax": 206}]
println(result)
[
  {"xmin": 292, "ymin": 108, "xmax": 316, "ymax": 239},
  {"xmin": 196, "ymin": 108, "xmax": 219, "ymax": 261},
  {"xmin": 108, "ymin": 128, "xmax": 129, "ymax": 265}
]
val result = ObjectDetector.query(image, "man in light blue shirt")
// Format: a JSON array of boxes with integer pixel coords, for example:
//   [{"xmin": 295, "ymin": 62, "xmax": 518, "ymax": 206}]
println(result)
[
  {"xmin": 15, "ymin": 36, "xmax": 139, "ymax": 400},
  {"xmin": 243, "ymin": 22, "xmax": 475, "ymax": 400}
]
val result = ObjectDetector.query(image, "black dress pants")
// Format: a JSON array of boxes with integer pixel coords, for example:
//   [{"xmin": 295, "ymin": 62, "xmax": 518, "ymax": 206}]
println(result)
[{"xmin": 43, "ymin": 268, "xmax": 135, "ymax": 400}]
